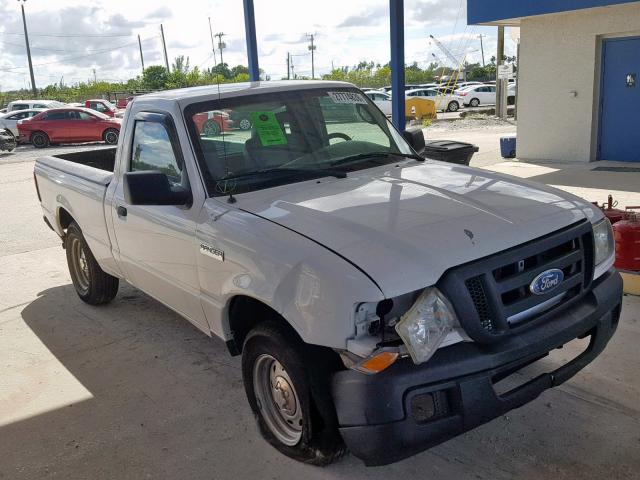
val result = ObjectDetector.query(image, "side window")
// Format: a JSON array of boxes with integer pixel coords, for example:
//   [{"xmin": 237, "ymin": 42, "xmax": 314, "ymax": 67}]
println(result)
[
  {"xmin": 33, "ymin": 104, "xmax": 46, "ymax": 109},
  {"xmin": 131, "ymin": 121, "xmax": 183, "ymax": 183},
  {"xmin": 11, "ymin": 104, "xmax": 29, "ymax": 111},
  {"xmin": 45, "ymin": 111, "xmax": 70, "ymax": 121},
  {"xmin": 77, "ymin": 111, "xmax": 95, "ymax": 120}
]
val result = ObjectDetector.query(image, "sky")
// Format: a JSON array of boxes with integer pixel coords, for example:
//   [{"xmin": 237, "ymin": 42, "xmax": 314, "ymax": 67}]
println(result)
[{"xmin": 0, "ymin": 0, "xmax": 518, "ymax": 91}]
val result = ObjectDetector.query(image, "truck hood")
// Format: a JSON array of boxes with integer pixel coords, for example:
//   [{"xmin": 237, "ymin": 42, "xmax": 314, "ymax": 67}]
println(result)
[{"xmin": 237, "ymin": 160, "xmax": 597, "ymax": 297}]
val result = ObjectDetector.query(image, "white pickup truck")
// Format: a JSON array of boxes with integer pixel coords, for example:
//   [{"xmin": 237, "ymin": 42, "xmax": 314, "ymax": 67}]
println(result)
[{"xmin": 34, "ymin": 81, "xmax": 622, "ymax": 466}]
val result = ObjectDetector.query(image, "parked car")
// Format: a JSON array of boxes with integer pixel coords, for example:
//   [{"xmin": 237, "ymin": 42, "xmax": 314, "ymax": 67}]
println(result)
[
  {"xmin": 18, "ymin": 107, "xmax": 121, "ymax": 148},
  {"xmin": 0, "ymin": 108, "xmax": 45, "ymax": 137},
  {"xmin": 0, "ymin": 128, "xmax": 17, "ymax": 152},
  {"xmin": 116, "ymin": 96, "xmax": 134, "ymax": 109},
  {"xmin": 364, "ymin": 90, "xmax": 392, "ymax": 116},
  {"xmin": 7, "ymin": 99, "xmax": 65, "ymax": 112},
  {"xmin": 33, "ymin": 81, "xmax": 621, "ymax": 467},
  {"xmin": 455, "ymin": 84, "xmax": 497, "ymax": 107},
  {"xmin": 192, "ymin": 110, "xmax": 234, "ymax": 136},
  {"xmin": 405, "ymin": 88, "xmax": 464, "ymax": 112},
  {"xmin": 380, "ymin": 84, "xmax": 422, "ymax": 93},
  {"xmin": 84, "ymin": 99, "xmax": 124, "ymax": 118}
]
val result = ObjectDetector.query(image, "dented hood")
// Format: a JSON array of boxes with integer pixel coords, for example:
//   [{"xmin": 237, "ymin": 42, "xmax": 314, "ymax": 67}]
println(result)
[{"xmin": 237, "ymin": 161, "xmax": 596, "ymax": 297}]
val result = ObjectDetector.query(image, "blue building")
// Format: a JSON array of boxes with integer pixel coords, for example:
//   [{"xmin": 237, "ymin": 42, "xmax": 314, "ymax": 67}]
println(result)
[{"xmin": 468, "ymin": 0, "xmax": 640, "ymax": 163}]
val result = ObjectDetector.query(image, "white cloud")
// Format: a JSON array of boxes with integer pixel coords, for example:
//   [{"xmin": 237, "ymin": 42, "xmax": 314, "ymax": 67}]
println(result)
[{"xmin": 0, "ymin": 0, "xmax": 517, "ymax": 90}]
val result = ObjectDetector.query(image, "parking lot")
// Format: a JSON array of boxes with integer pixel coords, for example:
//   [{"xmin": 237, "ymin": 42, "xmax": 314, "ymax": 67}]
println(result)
[{"xmin": 1, "ymin": 136, "xmax": 639, "ymax": 479}]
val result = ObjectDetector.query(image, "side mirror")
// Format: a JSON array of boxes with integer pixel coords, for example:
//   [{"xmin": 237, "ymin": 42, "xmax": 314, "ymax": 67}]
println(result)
[
  {"xmin": 123, "ymin": 171, "xmax": 191, "ymax": 206},
  {"xmin": 402, "ymin": 127, "xmax": 426, "ymax": 155}
]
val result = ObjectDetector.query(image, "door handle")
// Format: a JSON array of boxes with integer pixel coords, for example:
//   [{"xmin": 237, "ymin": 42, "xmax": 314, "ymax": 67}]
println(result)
[{"xmin": 117, "ymin": 206, "xmax": 127, "ymax": 217}]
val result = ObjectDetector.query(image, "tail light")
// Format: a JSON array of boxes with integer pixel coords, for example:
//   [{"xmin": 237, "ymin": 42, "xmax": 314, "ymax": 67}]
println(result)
[
  {"xmin": 459, "ymin": 92, "xmax": 467, "ymax": 97},
  {"xmin": 33, "ymin": 172, "xmax": 42, "ymax": 202}
]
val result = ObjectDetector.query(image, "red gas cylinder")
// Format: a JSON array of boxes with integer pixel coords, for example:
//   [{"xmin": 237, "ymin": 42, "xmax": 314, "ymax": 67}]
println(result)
[
  {"xmin": 614, "ymin": 210, "xmax": 640, "ymax": 272},
  {"xmin": 593, "ymin": 195, "xmax": 628, "ymax": 225}
]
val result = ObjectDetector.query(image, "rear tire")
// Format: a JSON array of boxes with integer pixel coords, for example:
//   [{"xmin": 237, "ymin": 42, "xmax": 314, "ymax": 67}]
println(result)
[
  {"xmin": 31, "ymin": 131, "xmax": 49, "ymax": 148},
  {"xmin": 242, "ymin": 321, "xmax": 346, "ymax": 466},
  {"xmin": 65, "ymin": 222, "xmax": 119, "ymax": 305},
  {"xmin": 103, "ymin": 128, "xmax": 119, "ymax": 145},
  {"xmin": 238, "ymin": 117, "xmax": 252, "ymax": 130}
]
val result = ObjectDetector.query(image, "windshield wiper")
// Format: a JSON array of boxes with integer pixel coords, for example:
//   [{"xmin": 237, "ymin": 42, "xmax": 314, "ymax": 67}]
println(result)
[
  {"xmin": 219, "ymin": 167, "xmax": 347, "ymax": 183},
  {"xmin": 330, "ymin": 152, "xmax": 424, "ymax": 167}
]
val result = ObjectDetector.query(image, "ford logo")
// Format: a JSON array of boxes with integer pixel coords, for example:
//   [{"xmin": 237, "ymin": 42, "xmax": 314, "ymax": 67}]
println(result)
[{"xmin": 530, "ymin": 269, "xmax": 564, "ymax": 296}]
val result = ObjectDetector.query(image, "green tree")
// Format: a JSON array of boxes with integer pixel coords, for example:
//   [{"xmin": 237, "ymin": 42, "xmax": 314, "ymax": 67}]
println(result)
[{"xmin": 141, "ymin": 66, "xmax": 169, "ymax": 90}]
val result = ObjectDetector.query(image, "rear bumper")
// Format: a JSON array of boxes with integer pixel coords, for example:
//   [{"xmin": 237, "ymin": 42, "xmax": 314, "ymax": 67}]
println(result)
[{"xmin": 331, "ymin": 269, "xmax": 623, "ymax": 466}]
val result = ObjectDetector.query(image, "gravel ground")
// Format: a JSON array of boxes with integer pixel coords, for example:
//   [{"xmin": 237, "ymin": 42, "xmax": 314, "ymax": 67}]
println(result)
[{"xmin": 427, "ymin": 116, "xmax": 517, "ymax": 132}]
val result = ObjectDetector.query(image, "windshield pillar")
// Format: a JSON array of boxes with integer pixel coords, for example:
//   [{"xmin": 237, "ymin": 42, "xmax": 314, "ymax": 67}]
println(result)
[{"xmin": 390, "ymin": 0, "xmax": 406, "ymax": 132}]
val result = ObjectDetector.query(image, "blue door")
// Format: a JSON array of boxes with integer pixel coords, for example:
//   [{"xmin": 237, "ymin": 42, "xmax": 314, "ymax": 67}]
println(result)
[{"xmin": 599, "ymin": 36, "xmax": 640, "ymax": 162}]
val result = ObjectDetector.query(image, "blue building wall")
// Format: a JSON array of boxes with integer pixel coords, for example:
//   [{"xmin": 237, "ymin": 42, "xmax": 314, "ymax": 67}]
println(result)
[{"xmin": 468, "ymin": 0, "xmax": 640, "ymax": 24}]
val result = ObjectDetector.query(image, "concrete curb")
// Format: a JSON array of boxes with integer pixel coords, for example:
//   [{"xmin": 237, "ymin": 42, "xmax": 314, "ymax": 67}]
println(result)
[{"xmin": 620, "ymin": 270, "xmax": 640, "ymax": 296}]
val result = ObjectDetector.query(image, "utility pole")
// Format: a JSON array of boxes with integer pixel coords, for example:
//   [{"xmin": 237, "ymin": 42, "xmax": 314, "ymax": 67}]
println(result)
[
  {"xmin": 208, "ymin": 17, "xmax": 218, "ymax": 66},
  {"xmin": 496, "ymin": 26, "xmax": 507, "ymax": 119},
  {"xmin": 160, "ymin": 24, "xmax": 170, "ymax": 71},
  {"xmin": 306, "ymin": 33, "xmax": 316, "ymax": 79},
  {"xmin": 478, "ymin": 34, "xmax": 486, "ymax": 67},
  {"xmin": 93, "ymin": 69, "xmax": 97, "ymax": 83},
  {"xmin": 286, "ymin": 52, "xmax": 290, "ymax": 80},
  {"xmin": 138, "ymin": 34, "xmax": 145, "ymax": 74},
  {"xmin": 18, "ymin": 0, "xmax": 36, "ymax": 97},
  {"xmin": 215, "ymin": 32, "xmax": 226, "ymax": 66}
]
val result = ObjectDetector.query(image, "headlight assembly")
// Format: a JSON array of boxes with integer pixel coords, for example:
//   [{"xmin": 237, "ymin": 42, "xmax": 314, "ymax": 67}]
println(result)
[
  {"xmin": 593, "ymin": 218, "xmax": 615, "ymax": 267},
  {"xmin": 395, "ymin": 288, "xmax": 457, "ymax": 365}
]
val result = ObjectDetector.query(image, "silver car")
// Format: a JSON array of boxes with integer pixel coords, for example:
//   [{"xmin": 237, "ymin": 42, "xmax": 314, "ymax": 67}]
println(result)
[{"xmin": 0, "ymin": 108, "xmax": 46, "ymax": 137}]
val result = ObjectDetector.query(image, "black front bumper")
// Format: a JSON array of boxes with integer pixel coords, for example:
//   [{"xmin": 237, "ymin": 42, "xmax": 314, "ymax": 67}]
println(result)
[{"xmin": 332, "ymin": 269, "xmax": 623, "ymax": 466}]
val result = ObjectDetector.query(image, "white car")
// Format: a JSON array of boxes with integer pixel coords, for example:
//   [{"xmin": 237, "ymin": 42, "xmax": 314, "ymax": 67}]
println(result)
[
  {"xmin": 6, "ymin": 99, "xmax": 65, "ymax": 112},
  {"xmin": 405, "ymin": 88, "xmax": 464, "ymax": 112},
  {"xmin": 364, "ymin": 90, "xmax": 392, "ymax": 116},
  {"xmin": 455, "ymin": 84, "xmax": 497, "ymax": 107},
  {"xmin": 0, "ymin": 108, "xmax": 46, "ymax": 137}
]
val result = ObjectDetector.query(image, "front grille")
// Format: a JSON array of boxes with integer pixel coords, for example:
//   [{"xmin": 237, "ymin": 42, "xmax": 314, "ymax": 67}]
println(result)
[{"xmin": 439, "ymin": 221, "xmax": 594, "ymax": 343}]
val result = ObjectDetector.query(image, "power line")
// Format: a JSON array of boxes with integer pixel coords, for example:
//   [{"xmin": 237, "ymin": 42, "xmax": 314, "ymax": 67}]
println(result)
[{"xmin": 0, "ymin": 31, "xmax": 134, "ymax": 38}]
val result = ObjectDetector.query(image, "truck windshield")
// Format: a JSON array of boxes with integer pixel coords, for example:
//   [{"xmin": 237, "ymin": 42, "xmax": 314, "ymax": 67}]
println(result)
[{"xmin": 185, "ymin": 87, "xmax": 413, "ymax": 196}]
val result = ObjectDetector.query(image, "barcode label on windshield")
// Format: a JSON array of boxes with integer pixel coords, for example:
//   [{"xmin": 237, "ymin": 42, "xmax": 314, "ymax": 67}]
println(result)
[{"xmin": 327, "ymin": 92, "xmax": 368, "ymax": 105}]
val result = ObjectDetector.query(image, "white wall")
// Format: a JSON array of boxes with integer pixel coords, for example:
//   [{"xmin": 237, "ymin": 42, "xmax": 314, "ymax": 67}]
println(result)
[{"xmin": 517, "ymin": 3, "xmax": 640, "ymax": 162}]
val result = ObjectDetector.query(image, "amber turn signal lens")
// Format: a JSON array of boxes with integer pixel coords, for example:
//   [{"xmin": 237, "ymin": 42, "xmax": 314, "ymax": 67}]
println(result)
[{"xmin": 357, "ymin": 351, "xmax": 399, "ymax": 374}]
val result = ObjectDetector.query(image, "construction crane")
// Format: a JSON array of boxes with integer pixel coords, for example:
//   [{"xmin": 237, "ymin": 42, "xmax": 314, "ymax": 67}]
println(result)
[{"xmin": 429, "ymin": 34, "xmax": 467, "ymax": 83}]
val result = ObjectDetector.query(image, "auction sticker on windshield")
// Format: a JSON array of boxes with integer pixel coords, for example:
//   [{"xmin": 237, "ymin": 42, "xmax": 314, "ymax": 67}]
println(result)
[
  {"xmin": 328, "ymin": 91, "xmax": 368, "ymax": 105},
  {"xmin": 250, "ymin": 111, "xmax": 288, "ymax": 146}
]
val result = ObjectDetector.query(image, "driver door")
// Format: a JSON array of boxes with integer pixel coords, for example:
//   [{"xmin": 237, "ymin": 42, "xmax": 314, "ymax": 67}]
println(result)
[{"xmin": 110, "ymin": 112, "xmax": 208, "ymax": 332}]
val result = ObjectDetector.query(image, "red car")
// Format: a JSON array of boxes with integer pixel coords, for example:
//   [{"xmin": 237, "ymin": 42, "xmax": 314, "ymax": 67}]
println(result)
[
  {"xmin": 18, "ymin": 108, "xmax": 121, "ymax": 148},
  {"xmin": 193, "ymin": 110, "xmax": 234, "ymax": 136}
]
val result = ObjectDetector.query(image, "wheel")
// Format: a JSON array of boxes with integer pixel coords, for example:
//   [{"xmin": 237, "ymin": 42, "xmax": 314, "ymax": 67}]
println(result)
[
  {"xmin": 103, "ymin": 128, "xmax": 119, "ymax": 145},
  {"xmin": 242, "ymin": 321, "xmax": 346, "ymax": 465},
  {"xmin": 469, "ymin": 98, "xmax": 480, "ymax": 108},
  {"xmin": 447, "ymin": 101, "xmax": 459, "ymax": 112},
  {"xmin": 65, "ymin": 222, "xmax": 119, "ymax": 305},
  {"xmin": 31, "ymin": 131, "xmax": 50, "ymax": 148},
  {"xmin": 238, "ymin": 117, "xmax": 252, "ymax": 130},
  {"xmin": 203, "ymin": 119, "xmax": 221, "ymax": 136}
]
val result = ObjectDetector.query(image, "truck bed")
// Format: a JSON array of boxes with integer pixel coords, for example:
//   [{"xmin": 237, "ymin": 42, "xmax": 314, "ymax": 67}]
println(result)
[{"xmin": 36, "ymin": 147, "xmax": 116, "ymax": 187}]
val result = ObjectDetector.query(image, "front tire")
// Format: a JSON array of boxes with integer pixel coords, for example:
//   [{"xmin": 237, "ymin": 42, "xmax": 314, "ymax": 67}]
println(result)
[
  {"xmin": 242, "ymin": 321, "xmax": 346, "ymax": 465},
  {"xmin": 469, "ymin": 98, "xmax": 480, "ymax": 108},
  {"xmin": 103, "ymin": 128, "xmax": 119, "ymax": 145},
  {"xmin": 447, "ymin": 101, "xmax": 460, "ymax": 112},
  {"xmin": 65, "ymin": 222, "xmax": 119, "ymax": 305},
  {"xmin": 31, "ymin": 131, "xmax": 50, "ymax": 148}
]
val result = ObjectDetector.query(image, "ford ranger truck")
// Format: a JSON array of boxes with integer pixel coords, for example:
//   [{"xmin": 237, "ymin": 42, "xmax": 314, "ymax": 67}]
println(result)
[{"xmin": 33, "ymin": 81, "xmax": 622, "ymax": 466}]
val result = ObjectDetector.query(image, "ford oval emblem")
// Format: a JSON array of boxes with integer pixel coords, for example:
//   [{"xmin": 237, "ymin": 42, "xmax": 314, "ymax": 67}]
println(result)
[{"xmin": 530, "ymin": 269, "xmax": 564, "ymax": 296}]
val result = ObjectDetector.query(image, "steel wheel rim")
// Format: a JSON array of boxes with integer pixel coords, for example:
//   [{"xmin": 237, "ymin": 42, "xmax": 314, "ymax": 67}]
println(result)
[
  {"xmin": 253, "ymin": 354, "xmax": 303, "ymax": 446},
  {"xmin": 239, "ymin": 118, "xmax": 252, "ymax": 130},
  {"xmin": 70, "ymin": 237, "xmax": 90, "ymax": 293}
]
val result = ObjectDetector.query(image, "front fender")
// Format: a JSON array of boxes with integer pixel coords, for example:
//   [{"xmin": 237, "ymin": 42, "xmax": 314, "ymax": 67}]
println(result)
[{"xmin": 197, "ymin": 200, "xmax": 384, "ymax": 349}]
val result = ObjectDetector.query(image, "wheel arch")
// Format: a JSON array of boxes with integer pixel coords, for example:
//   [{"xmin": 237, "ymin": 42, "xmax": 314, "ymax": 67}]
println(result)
[{"xmin": 224, "ymin": 294, "xmax": 302, "ymax": 356}]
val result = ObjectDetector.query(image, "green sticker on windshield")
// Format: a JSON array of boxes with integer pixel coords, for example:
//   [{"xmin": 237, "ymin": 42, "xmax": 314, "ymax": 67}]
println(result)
[{"xmin": 250, "ymin": 111, "xmax": 287, "ymax": 146}]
